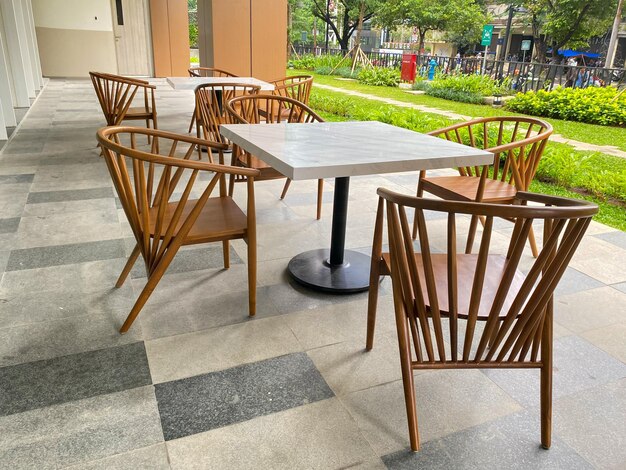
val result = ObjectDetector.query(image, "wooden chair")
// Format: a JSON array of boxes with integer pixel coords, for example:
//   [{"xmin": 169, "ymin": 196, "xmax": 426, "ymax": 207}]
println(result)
[
  {"xmin": 225, "ymin": 94, "xmax": 325, "ymax": 220},
  {"xmin": 270, "ymin": 75, "xmax": 314, "ymax": 104},
  {"xmin": 414, "ymin": 117, "xmax": 553, "ymax": 257},
  {"xmin": 97, "ymin": 126, "xmax": 259, "ymax": 333},
  {"xmin": 187, "ymin": 67, "xmax": 238, "ymax": 133},
  {"xmin": 90, "ymin": 72, "xmax": 158, "ymax": 150},
  {"xmin": 367, "ymin": 188, "xmax": 597, "ymax": 452},
  {"xmin": 194, "ymin": 83, "xmax": 260, "ymax": 145},
  {"xmin": 188, "ymin": 67, "xmax": 237, "ymax": 78}
]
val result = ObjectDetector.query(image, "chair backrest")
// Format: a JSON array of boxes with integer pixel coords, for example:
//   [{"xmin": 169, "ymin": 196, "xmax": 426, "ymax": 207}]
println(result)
[
  {"xmin": 97, "ymin": 126, "xmax": 258, "ymax": 274},
  {"xmin": 376, "ymin": 188, "xmax": 596, "ymax": 367},
  {"xmin": 90, "ymin": 71, "xmax": 155, "ymax": 126},
  {"xmin": 225, "ymin": 94, "xmax": 323, "ymax": 124},
  {"xmin": 428, "ymin": 117, "xmax": 553, "ymax": 191},
  {"xmin": 195, "ymin": 83, "xmax": 261, "ymax": 144},
  {"xmin": 188, "ymin": 67, "xmax": 237, "ymax": 78},
  {"xmin": 271, "ymin": 75, "xmax": 313, "ymax": 104}
]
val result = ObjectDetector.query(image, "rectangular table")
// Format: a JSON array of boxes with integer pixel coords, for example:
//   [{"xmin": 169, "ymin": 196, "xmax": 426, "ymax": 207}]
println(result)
[
  {"xmin": 166, "ymin": 76, "xmax": 275, "ymax": 91},
  {"xmin": 221, "ymin": 121, "xmax": 493, "ymax": 293}
]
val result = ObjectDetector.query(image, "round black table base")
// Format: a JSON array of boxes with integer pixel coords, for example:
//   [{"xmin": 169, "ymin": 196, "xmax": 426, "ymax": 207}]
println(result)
[{"xmin": 288, "ymin": 249, "xmax": 371, "ymax": 294}]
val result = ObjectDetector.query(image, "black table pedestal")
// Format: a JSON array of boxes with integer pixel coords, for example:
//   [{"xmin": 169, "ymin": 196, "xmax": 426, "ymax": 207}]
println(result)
[{"xmin": 288, "ymin": 177, "xmax": 371, "ymax": 293}]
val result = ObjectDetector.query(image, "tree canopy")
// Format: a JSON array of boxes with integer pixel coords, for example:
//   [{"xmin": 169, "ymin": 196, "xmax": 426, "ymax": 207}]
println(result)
[{"xmin": 375, "ymin": 0, "xmax": 487, "ymax": 52}]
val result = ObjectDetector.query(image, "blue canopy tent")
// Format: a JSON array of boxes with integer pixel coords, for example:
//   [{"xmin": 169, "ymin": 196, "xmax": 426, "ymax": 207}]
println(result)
[{"xmin": 558, "ymin": 49, "xmax": 600, "ymax": 59}]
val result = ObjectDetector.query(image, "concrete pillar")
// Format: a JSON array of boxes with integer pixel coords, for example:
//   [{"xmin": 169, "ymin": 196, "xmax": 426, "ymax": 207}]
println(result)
[
  {"xmin": 0, "ymin": 0, "xmax": 31, "ymax": 106},
  {"xmin": 22, "ymin": 0, "xmax": 42, "ymax": 88},
  {"xmin": 10, "ymin": 0, "xmax": 35, "ymax": 96},
  {"xmin": 0, "ymin": 30, "xmax": 17, "ymax": 127}
]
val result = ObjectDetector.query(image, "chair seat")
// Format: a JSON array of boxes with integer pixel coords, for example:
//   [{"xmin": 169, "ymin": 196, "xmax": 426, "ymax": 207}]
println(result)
[
  {"xmin": 381, "ymin": 253, "xmax": 525, "ymax": 320},
  {"xmin": 149, "ymin": 196, "xmax": 247, "ymax": 244},
  {"xmin": 125, "ymin": 107, "xmax": 154, "ymax": 119},
  {"xmin": 421, "ymin": 176, "xmax": 517, "ymax": 202}
]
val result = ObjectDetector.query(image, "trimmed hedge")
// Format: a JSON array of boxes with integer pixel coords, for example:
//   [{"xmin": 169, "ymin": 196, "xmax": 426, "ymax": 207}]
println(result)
[{"xmin": 506, "ymin": 87, "xmax": 626, "ymax": 127}]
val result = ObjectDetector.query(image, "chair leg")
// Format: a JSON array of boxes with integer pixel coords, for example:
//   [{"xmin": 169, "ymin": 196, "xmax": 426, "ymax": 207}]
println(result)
[
  {"xmin": 188, "ymin": 112, "xmax": 196, "ymax": 133},
  {"xmin": 280, "ymin": 179, "xmax": 291, "ymax": 199},
  {"xmin": 120, "ymin": 261, "xmax": 169, "ymax": 333},
  {"xmin": 541, "ymin": 302, "xmax": 553, "ymax": 449},
  {"xmin": 366, "ymin": 261, "xmax": 381, "ymax": 351},
  {"xmin": 152, "ymin": 115, "xmax": 159, "ymax": 153},
  {"xmin": 116, "ymin": 244, "xmax": 141, "ymax": 288},
  {"xmin": 222, "ymin": 240, "xmax": 230, "ymax": 269},
  {"xmin": 247, "ymin": 236, "xmax": 257, "ymax": 317},
  {"xmin": 528, "ymin": 225, "xmax": 539, "ymax": 258},
  {"xmin": 465, "ymin": 215, "xmax": 479, "ymax": 254},
  {"xmin": 316, "ymin": 179, "xmax": 323, "ymax": 220},
  {"xmin": 145, "ymin": 119, "xmax": 151, "ymax": 145},
  {"xmin": 396, "ymin": 312, "xmax": 420, "ymax": 451}
]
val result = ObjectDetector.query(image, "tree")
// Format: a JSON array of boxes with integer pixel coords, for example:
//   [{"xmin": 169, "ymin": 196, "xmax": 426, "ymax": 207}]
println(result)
[
  {"xmin": 504, "ymin": 0, "xmax": 618, "ymax": 62},
  {"xmin": 311, "ymin": 0, "xmax": 381, "ymax": 51},
  {"xmin": 376, "ymin": 0, "xmax": 487, "ymax": 53},
  {"xmin": 289, "ymin": 0, "xmax": 317, "ymax": 46}
]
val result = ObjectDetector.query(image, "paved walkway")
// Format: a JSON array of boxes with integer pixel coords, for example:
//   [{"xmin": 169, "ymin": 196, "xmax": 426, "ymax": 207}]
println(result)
[{"xmin": 315, "ymin": 83, "xmax": 626, "ymax": 159}]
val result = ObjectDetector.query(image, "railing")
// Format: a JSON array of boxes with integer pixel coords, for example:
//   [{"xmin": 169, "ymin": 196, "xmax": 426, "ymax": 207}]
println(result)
[{"xmin": 291, "ymin": 45, "xmax": 626, "ymax": 91}]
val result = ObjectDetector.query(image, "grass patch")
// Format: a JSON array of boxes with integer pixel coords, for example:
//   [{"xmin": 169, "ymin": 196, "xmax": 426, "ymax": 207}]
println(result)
[{"xmin": 292, "ymin": 69, "xmax": 626, "ymax": 152}]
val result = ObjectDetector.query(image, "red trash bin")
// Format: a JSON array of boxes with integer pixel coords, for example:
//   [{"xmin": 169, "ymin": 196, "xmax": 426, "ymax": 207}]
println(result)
[{"xmin": 401, "ymin": 53, "xmax": 417, "ymax": 82}]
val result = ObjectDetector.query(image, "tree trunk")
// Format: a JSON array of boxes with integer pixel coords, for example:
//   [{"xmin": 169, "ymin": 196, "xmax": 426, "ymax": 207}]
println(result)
[{"xmin": 352, "ymin": 1, "xmax": 366, "ymax": 60}]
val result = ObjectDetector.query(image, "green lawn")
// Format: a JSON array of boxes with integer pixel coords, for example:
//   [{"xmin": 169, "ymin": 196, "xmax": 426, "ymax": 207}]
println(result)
[
  {"xmin": 291, "ymin": 69, "xmax": 626, "ymax": 152},
  {"xmin": 303, "ymin": 81, "xmax": 626, "ymax": 232}
]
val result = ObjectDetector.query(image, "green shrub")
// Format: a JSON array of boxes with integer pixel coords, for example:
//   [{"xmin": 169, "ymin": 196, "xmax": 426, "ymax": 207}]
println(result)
[
  {"xmin": 506, "ymin": 87, "xmax": 626, "ymax": 127},
  {"xmin": 334, "ymin": 67, "xmax": 360, "ymax": 78},
  {"xmin": 428, "ymin": 73, "xmax": 511, "ymax": 97},
  {"xmin": 426, "ymin": 87, "xmax": 484, "ymax": 104},
  {"xmin": 357, "ymin": 67, "xmax": 400, "ymax": 87},
  {"xmin": 289, "ymin": 54, "xmax": 343, "ymax": 71},
  {"xmin": 314, "ymin": 66, "xmax": 333, "ymax": 75}
]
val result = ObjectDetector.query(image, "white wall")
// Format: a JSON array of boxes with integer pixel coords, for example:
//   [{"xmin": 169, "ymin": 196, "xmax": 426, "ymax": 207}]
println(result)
[
  {"xmin": 31, "ymin": 0, "xmax": 117, "ymax": 77},
  {"xmin": 32, "ymin": 0, "xmax": 113, "ymax": 31}
]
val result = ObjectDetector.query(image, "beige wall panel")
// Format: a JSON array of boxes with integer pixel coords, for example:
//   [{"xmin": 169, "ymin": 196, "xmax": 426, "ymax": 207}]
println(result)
[
  {"xmin": 149, "ymin": 0, "xmax": 170, "ymax": 76},
  {"xmin": 167, "ymin": 0, "xmax": 190, "ymax": 76},
  {"xmin": 251, "ymin": 0, "xmax": 286, "ymax": 81},
  {"xmin": 35, "ymin": 27, "xmax": 116, "ymax": 77},
  {"xmin": 211, "ymin": 0, "xmax": 251, "ymax": 76}
]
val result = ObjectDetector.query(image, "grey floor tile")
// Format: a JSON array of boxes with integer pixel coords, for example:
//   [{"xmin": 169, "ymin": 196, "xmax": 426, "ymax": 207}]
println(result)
[
  {"xmin": 146, "ymin": 315, "xmax": 302, "ymax": 383},
  {"xmin": 0, "ymin": 284, "xmax": 134, "ymax": 328},
  {"xmin": 483, "ymin": 335, "xmax": 626, "ymax": 408},
  {"xmin": 593, "ymin": 230, "xmax": 626, "ymax": 250},
  {"xmin": 0, "ymin": 386, "xmax": 163, "ymax": 469},
  {"xmin": 130, "ymin": 243, "xmax": 242, "ymax": 279},
  {"xmin": 0, "ymin": 342, "xmax": 151, "ymax": 416},
  {"xmin": 0, "ymin": 174, "xmax": 34, "ymax": 184},
  {"xmin": 554, "ymin": 378, "xmax": 626, "ymax": 469},
  {"xmin": 63, "ymin": 444, "xmax": 170, "ymax": 470},
  {"xmin": 340, "ymin": 370, "xmax": 522, "ymax": 456},
  {"xmin": 155, "ymin": 352, "xmax": 334, "ymax": 440},
  {"xmin": 0, "ymin": 217, "xmax": 20, "ymax": 234},
  {"xmin": 26, "ymin": 187, "xmax": 113, "ymax": 204},
  {"xmin": 166, "ymin": 398, "xmax": 376, "ymax": 470},
  {"xmin": 6, "ymin": 239, "xmax": 125, "ymax": 271},
  {"xmin": 382, "ymin": 410, "xmax": 592, "ymax": 470},
  {"xmin": 554, "ymin": 267, "xmax": 605, "ymax": 296}
]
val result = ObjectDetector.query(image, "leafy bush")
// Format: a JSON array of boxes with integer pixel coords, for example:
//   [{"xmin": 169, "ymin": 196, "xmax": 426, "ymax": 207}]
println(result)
[
  {"xmin": 334, "ymin": 67, "xmax": 360, "ymax": 79},
  {"xmin": 426, "ymin": 87, "xmax": 484, "ymax": 104},
  {"xmin": 357, "ymin": 67, "xmax": 400, "ymax": 87},
  {"xmin": 289, "ymin": 54, "xmax": 342, "ymax": 71},
  {"xmin": 506, "ymin": 87, "xmax": 626, "ymax": 127},
  {"xmin": 428, "ymin": 74, "xmax": 511, "ymax": 96}
]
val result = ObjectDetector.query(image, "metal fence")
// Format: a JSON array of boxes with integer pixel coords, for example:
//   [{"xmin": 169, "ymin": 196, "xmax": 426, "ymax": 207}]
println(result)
[{"xmin": 292, "ymin": 45, "xmax": 626, "ymax": 92}]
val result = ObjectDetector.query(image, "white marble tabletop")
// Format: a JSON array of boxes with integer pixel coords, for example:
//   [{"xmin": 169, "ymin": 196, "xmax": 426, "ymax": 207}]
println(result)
[
  {"xmin": 166, "ymin": 76, "xmax": 275, "ymax": 91},
  {"xmin": 220, "ymin": 121, "xmax": 494, "ymax": 180}
]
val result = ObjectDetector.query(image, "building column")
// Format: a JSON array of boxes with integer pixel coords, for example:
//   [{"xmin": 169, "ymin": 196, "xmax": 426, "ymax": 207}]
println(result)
[
  {"xmin": 0, "ymin": 30, "xmax": 17, "ymax": 128},
  {"xmin": 0, "ymin": 0, "xmax": 31, "ymax": 106},
  {"xmin": 22, "ymin": 0, "xmax": 42, "ymax": 88},
  {"xmin": 10, "ymin": 0, "xmax": 35, "ymax": 95}
]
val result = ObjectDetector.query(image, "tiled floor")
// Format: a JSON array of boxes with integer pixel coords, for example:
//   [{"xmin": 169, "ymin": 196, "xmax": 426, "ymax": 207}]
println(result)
[{"xmin": 0, "ymin": 79, "xmax": 624, "ymax": 469}]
